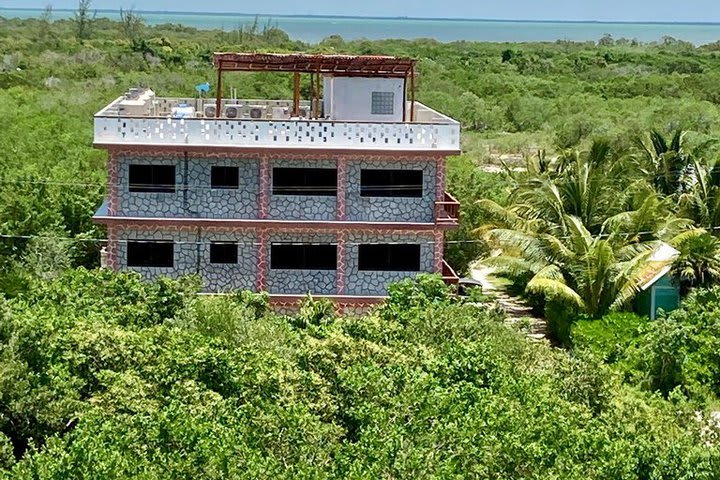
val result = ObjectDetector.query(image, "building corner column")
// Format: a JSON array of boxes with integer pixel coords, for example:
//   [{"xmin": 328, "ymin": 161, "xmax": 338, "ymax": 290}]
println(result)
[
  {"xmin": 106, "ymin": 225, "xmax": 120, "ymax": 271},
  {"xmin": 433, "ymin": 230, "xmax": 445, "ymax": 274},
  {"xmin": 434, "ymin": 156, "xmax": 447, "ymax": 274},
  {"xmin": 108, "ymin": 151, "xmax": 119, "ymax": 215},
  {"xmin": 435, "ymin": 155, "xmax": 446, "ymax": 201}
]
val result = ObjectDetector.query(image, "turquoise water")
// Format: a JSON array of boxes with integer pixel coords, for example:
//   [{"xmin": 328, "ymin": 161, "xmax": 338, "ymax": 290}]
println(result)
[{"xmin": 3, "ymin": 8, "xmax": 720, "ymax": 45}]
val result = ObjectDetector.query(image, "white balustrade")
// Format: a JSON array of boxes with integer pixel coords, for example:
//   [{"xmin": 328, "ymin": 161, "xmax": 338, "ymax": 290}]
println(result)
[{"xmin": 94, "ymin": 100, "xmax": 460, "ymax": 151}]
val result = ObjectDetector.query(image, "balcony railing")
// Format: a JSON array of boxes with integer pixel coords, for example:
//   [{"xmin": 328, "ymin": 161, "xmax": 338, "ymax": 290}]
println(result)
[
  {"xmin": 435, "ymin": 192, "xmax": 461, "ymax": 226},
  {"xmin": 442, "ymin": 260, "xmax": 460, "ymax": 286},
  {"xmin": 94, "ymin": 98, "xmax": 461, "ymax": 152}
]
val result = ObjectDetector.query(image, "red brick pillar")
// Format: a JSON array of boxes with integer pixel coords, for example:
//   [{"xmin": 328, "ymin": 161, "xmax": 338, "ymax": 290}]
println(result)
[
  {"xmin": 108, "ymin": 151, "xmax": 119, "ymax": 215},
  {"xmin": 433, "ymin": 230, "xmax": 444, "ymax": 274},
  {"xmin": 259, "ymin": 156, "xmax": 271, "ymax": 219},
  {"xmin": 435, "ymin": 155, "xmax": 446, "ymax": 201},
  {"xmin": 106, "ymin": 225, "xmax": 120, "ymax": 270},
  {"xmin": 337, "ymin": 157, "xmax": 348, "ymax": 221},
  {"xmin": 336, "ymin": 231, "xmax": 347, "ymax": 295},
  {"xmin": 256, "ymin": 229, "xmax": 269, "ymax": 292}
]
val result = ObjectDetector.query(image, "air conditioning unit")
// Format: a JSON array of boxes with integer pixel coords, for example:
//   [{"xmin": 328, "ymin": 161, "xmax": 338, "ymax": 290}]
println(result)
[
  {"xmin": 203, "ymin": 104, "xmax": 217, "ymax": 118},
  {"xmin": 249, "ymin": 107, "xmax": 265, "ymax": 119},
  {"xmin": 298, "ymin": 108, "xmax": 308, "ymax": 118},
  {"xmin": 272, "ymin": 107, "xmax": 290, "ymax": 120},
  {"xmin": 223, "ymin": 105, "xmax": 240, "ymax": 119}
]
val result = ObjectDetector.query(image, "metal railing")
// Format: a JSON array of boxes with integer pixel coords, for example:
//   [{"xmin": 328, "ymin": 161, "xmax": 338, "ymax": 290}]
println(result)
[
  {"xmin": 442, "ymin": 260, "xmax": 460, "ymax": 286},
  {"xmin": 435, "ymin": 192, "xmax": 461, "ymax": 225}
]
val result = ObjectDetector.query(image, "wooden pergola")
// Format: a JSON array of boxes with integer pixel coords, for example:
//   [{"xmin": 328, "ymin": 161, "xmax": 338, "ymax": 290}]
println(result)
[{"xmin": 212, "ymin": 52, "xmax": 418, "ymax": 121}]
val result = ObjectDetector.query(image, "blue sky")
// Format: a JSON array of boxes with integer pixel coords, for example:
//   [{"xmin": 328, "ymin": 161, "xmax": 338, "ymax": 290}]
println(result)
[{"xmin": 3, "ymin": 0, "xmax": 719, "ymax": 22}]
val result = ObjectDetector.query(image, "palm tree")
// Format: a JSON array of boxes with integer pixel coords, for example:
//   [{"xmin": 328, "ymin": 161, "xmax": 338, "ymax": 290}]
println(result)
[
  {"xmin": 502, "ymin": 140, "xmax": 625, "ymax": 236},
  {"xmin": 636, "ymin": 130, "xmax": 695, "ymax": 197},
  {"xmin": 484, "ymin": 215, "xmax": 655, "ymax": 317},
  {"xmin": 670, "ymin": 229, "xmax": 720, "ymax": 291},
  {"xmin": 680, "ymin": 157, "xmax": 720, "ymax": 232}
]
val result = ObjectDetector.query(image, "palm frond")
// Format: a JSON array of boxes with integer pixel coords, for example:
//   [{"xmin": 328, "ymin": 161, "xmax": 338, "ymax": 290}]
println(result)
[
  {"xmin": 485, "ymin": 255, "xmax": 541, "ymax": 278},
  {"xmin": 526, "ymin": 277, "xmax": 586, "ymax": 310},
  {"xmin": 564, "ymin": 215, "xmax": 593, "ymax": 255},
  {"xmin": 484, "ymin": 229, "xmax": 547, "ymax": 262}
]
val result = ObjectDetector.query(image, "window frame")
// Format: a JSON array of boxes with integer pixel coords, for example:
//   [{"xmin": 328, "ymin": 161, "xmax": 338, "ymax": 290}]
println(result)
[
  {"xmin": 210, "ymin": 166, "xmax": 240, "ymax": 190},
  {"xmin": 270, "ymin": 244, "xmax": 338, "ymax": 271},
  {"xmin": 358, "ymin": 244, "xmax": 422, "ymax": 272},
  {"xmin": 128, "ymin": 164, "xmax": 176, "ymax": 193},
  {"xmin": 209, "ymin": 242, "xmax": 239, "ymax": 265},
  {"xmin": 371, "ymin": 91, "xmax": 395, "ymax": 115},
  {"xmin": 127, "ymin": 240, "xmax": 174, "ymax": 268},
  {"xmin": 360, "ymin": 169, "xmax": 424, "ymax": 198},
  {"xmin": 272, "ymin": 167, "xmax": 337, "ymax": 197}
]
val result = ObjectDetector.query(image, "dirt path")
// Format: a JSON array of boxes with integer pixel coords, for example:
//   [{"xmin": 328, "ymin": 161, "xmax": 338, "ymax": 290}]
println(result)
[{"xmin": 471, "ymin": 265, "xmax": 547, "ymax": 341}]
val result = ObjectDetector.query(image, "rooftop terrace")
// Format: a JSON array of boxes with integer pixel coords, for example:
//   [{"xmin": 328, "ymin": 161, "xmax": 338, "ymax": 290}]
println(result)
[{"xmin": 93, "ymin": 52, "xmax": 460, "ymax": 152}]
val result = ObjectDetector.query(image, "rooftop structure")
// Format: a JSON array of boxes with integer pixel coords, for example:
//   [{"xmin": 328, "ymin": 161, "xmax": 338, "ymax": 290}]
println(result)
[
  {"xmin": 94, "ymin": 53, "xmax": 460, "ymax": 152},
  {"xmin": 93, "ymin": 52, "xmax": 461, "ymax": 311}
]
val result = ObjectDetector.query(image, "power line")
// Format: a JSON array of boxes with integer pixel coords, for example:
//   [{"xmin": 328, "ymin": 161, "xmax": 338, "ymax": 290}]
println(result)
[
  {"xmin": 0, "ymin": 167, "xmax": 715, "ymax": 190},
  {"xmin": 1, "ymin": 226, "xmax": 718, "ymax": 246},
  {"xmin": 0, "ymin": 233, "xmax": 478, "ymax": 247}
]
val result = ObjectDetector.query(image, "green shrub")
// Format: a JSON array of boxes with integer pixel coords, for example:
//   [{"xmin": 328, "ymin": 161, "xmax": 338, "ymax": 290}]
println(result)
[
  {"xmin": 635, "ymin": 287, "xmax": 720, "ymax": 401},
  {"xmin": 572, "ymin": 312, "xmax": 648, "ymax": 362},
  {"xmin": 294, "ymin": 295, "xmax": 336, "ymax": 329},
  {"xmin": 1, "ymin": 275, "xmax": 719, "ymax": 477},
  {"xmin": 231, "ymin": 290, "xmax": 270, "ymax": 320}
]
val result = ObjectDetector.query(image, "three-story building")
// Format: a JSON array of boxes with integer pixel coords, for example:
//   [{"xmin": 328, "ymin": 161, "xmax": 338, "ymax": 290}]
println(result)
[{"xmin": 93, "ymin": 53, "xmax": 461, "ymax": 310}]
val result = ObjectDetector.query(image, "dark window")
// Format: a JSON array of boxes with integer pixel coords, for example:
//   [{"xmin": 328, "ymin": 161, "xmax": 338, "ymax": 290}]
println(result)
[
  {"xmin": 210, "ymin": 242, "xmax": 238, "ymax": 264},
  {"xmin": 271, "ymin": 244, "xmax": 337, "ymax": 270},
  {"xmin": 127, "ymin": 241, "xmax": 174, "ymax": 268},
  {"xmin": 211, "ymin": 166, "xmax": 240, "ymax": 190},
  {"xmin": 129, "ymin": 165, "xmax": 176, "ymax": 193},
  {"xmin": 272, "ymin": 168, "xmax": 337, "ymax": 196},
  {"xmin": 361, "ymin": 169, "xmax": 423, "ymax": 198},
  {"xmin": 371, "ymin": 92, "xmax": 395, "ymax": 115},
  {"xmin": 358, "ymin": 244, "xmax": 421, "ymax": 272}
]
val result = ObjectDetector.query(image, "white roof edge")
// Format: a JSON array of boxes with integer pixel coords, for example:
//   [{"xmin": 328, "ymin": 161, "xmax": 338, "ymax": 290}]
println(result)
[{"xmin": 640, "ymin": 265, "xmax": 673, "ymax": 292}]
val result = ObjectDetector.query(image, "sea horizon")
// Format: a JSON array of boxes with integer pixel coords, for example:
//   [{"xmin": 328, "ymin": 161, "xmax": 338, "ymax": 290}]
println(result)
[
  {"xmin": 3, "ymin": 7, "xmax": 720, "ymax": 26},
  {"xmin": 3, "ymin": 7, "xmax": 720, "ymax": 45}
]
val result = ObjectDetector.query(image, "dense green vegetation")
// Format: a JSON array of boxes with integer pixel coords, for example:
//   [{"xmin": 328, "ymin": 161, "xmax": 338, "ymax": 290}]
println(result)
[
  {"xmin": 1, "ymin": 270, "xmax": 719, "ymax": 478},
  {"xmin": 2, "ymin": 12, "xmax": 720, "ymax": 275},
  {"xmin": 573, "ymin": 287, "xmax": 720, "ymax": 404},
  {"xmin": 477, "ymin": 132, "xmax": 720, "ymax": 340},
  {"xmin": 3, "ymin": 11, "xmax": 720, "ymax": 477}
]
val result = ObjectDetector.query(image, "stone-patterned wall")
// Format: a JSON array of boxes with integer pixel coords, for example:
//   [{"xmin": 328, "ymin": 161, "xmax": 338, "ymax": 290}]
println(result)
[
  {"xmin": 108, "ymin": 149, "xmax": 446, "ymax": 225},
  {"xmin": 116, "ymin": 155, "xmax": 259, "ymax": 219},
  {"xmin": 200, "ymin": 229, "xmax": 257, "ymax": 292},
  {"xmin": 109, "ymin": 225, "xmax": 444, "ymax": 297},
  {"xmin": 117, "ymin": 155, "xmax": 185, "ymax": 218},
  {"xmin": 115, "ymin": 226, "xmax": 198, "ymax": 281},
  {"xmin": 346, "ymin": 159, "xmax": 437, "ymax": 223},
  {"xmin": 266, "ymin": 232, "xmax": 337, "ymax": 295},
  {"xmin": 345, "ymin": 231, "xmax": 437, "ymax": 296},
  {"xmin": 187, "ymin": 158, "xmax": 259, "ymax": 219},
  {"xmin": 267, "ymin": 159, "xmax": 337, "ymax": 221},
  {"xmin": 114, "ymin": 226, "xmax": 257, "ymax": 292}
]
